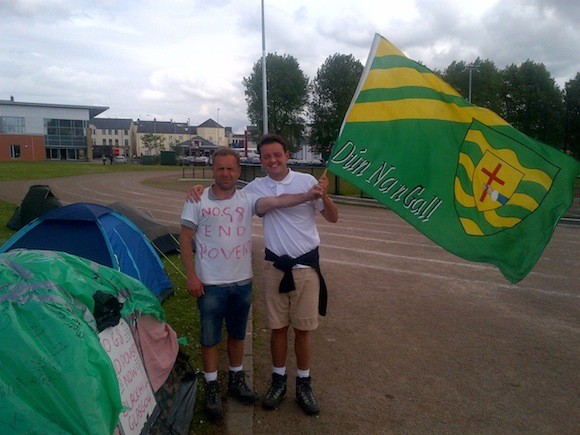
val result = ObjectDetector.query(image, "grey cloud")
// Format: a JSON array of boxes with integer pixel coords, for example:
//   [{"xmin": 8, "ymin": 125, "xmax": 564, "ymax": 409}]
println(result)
[
  {"xmin": 2, "ymin": 0, "xmax": 578, "ymax": 134},
  {"xmin": 478, "ymin": 0, "xmax": 579, "ymax": 85}
]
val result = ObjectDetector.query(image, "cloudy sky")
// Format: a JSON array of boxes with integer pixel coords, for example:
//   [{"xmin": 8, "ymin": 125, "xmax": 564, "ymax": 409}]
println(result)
[{"xmin": 1, "ymin": 0, "xmax": 578, "ymax": 133}]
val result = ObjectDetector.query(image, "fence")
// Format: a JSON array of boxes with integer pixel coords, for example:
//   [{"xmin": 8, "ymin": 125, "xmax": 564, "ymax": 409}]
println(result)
[{"xmin": 181, "ymin": 166, "xmax": 213, "ymax": 180}]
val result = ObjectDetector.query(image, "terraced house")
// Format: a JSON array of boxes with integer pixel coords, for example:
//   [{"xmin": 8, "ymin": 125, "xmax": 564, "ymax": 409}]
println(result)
[
  {"xmin": 135, "ymin": 119, "xmax": 191, "ymax": 156},
  {"xmin": 89, "ymin": 118, "xmax": 136, "ymax": 159}
]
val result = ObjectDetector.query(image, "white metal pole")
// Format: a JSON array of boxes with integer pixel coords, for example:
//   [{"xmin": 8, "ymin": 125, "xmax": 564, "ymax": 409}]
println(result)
[
  {"xmin": 261, "ymin": 0, "xmax": 268, "ymax": 135},
  {"xmin": 468, "ymin": 66, "xmax": 473, "ymax": 103},
  {"xmin": 467, "ymin": 63, "xmax": 477, "ymax": 103}
]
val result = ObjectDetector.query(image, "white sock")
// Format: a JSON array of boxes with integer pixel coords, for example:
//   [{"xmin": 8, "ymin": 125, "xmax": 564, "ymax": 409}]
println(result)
[
  {"xmin": 273, "ymin": 366, "xmax": 286, "ymax": 376},
  {"xmin": 229, "ymin": 365, "xmax": 243, "ymax": 372},
  {"xmin": 204, "ymin": 370, "xmax": 218, "ymax": 382},
  {"xmin": 297, "ymin": 368, "xmax": 310, "ymax": 378}
]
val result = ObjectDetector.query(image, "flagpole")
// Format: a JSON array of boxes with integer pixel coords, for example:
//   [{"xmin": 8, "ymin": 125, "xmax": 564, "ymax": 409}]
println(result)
[{"xmin": 261, "ymin": 0, "xmax": 268, "ymax": 135}]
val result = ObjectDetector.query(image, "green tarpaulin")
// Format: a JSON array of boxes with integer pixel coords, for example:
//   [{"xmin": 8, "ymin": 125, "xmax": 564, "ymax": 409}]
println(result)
[{"xmin": 0, "ymin": 249, "xmax": 165, "ymax": 434}]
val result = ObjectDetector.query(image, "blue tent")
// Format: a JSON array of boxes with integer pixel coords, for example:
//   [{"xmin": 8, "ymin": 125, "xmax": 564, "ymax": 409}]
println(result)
[{"xmin": 0, "ymin": 202, "xmax": 172, "ymax": 300}]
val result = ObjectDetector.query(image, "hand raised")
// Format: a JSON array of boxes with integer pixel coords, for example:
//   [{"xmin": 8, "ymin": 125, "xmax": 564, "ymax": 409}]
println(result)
[{"xmin": 187, "ymin": 184, "xmax": 205, "ymax": 203}]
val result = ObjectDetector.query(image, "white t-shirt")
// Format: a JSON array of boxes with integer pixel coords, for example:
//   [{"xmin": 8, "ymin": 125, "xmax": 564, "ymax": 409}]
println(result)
[
  {"xmin": 180, "ymin": 187, "xmax": 257, "ymax": 285},
  {"xmin": 243, "ymin": 169, "xmax": 324, "ymax": 258}
]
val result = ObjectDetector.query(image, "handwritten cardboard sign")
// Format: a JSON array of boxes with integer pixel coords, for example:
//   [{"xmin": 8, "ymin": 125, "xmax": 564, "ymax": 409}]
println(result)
[{"xmin": 99, "ymin": 318, "xmax": 157, "ymax": 435}]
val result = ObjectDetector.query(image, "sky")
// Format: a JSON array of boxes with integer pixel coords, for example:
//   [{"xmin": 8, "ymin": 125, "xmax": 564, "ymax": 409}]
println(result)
[{"xmin": 1, "ymin": 0, "xmax": 579, "ymax": 134}]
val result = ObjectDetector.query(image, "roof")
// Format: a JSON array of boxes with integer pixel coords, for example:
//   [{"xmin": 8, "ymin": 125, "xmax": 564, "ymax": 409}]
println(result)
[
  {"xmin": 176, "ymin": 136, "xmax": 218, "ymax": 149},
  {"xmin": 0, "ymin": 99, "xmax": 108, "ymax": 118},
  {"xmin": 197, "ymin": 118, "xmax": 222, "ymax": 129},
  {"xmin": 90, "ymin": 118, "xmax": 134, "ymax": 130},
  {"xmin": 137, "ymin": 120, "xmax": 190, "ymax": 134}
]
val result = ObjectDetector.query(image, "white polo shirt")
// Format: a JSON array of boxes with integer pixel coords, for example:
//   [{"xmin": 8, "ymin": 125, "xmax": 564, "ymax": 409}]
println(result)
[{"xmin": 243, "ymin": 169, "xmax": 324, "ymax": 258}]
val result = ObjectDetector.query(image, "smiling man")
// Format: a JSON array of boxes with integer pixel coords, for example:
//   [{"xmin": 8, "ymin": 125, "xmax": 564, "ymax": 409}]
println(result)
[{"xmin": 243, "ymin": 134, "xmax": 338, "ymax": 415}]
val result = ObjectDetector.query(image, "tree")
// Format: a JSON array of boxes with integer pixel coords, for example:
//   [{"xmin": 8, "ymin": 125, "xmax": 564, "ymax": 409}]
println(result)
[
  {"xmin": 309, "ymin": 54, "xmax": 363, "ymax": 157},
  {"xmin": 442, "ymin": 60, "xmax": 468, "ymax": 96},
  {"xmin": 168, "ymin": 138, "xmax": 181, "ymax": 153},
  {"xmin": 501, "ymin": 60, "xmax": 564, "ymax": 147},
  {"xmin": 564, "ymin": 73, "xmax": 580, "ymax": 158},
  {"xmin": 443, "ymin": 58, "xmax": 503, "ymax": 113},
  {"xmin": 141, "ymin": 133, "xmax": 165, "ymax": 155},
  {"xmin": 243, "ymin": 53, "xmax": 309, "ymax": 150}
]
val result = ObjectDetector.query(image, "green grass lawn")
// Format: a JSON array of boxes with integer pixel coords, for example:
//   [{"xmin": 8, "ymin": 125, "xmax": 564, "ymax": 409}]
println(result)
[
  {"xmin": 0, "ymin": 160, "xmax": 184, "ymax": 181},
  {"xmin": 0, "ymin": 162, "xmax": 220, "ymax": 433}
]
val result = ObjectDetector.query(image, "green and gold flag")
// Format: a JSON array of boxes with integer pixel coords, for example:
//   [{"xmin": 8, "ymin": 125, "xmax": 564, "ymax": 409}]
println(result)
[{"xmin": 328, "ymin": 33, "xmax": 580, "ymax": 283}]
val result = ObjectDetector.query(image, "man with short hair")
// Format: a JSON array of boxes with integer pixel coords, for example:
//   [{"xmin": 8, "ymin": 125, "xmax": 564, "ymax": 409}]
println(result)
[
  {"xmin": 244, "ymin": 134, "xmax": 338, "ymax": 415},
  {"xmin": 179, "ymin": 147, "xmax": 322, "ymax": 421}
]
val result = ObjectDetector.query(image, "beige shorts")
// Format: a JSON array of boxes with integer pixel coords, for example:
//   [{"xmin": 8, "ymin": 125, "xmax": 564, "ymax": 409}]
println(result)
[{"xmin": 263, "ymin": 261, "xmax": 320, "ymax": 331}]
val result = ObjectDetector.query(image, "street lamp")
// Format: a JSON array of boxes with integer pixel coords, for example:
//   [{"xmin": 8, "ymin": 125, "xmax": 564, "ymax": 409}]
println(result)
[
  {"xmin": 467, "ymin": 63, "xmax": 479, "ymax": 103},
  {"xmin": 187, "ymin": 117, "xmax": 191, "ymax": 156}
]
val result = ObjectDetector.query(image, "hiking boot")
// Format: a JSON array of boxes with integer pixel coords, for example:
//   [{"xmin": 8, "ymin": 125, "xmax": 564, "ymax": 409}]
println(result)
[
  {"xmin": 295, "ymin": 376, "xmax": 320, "ymax": 415},
  {"xmin": 204, "ymin": 379, "xmax": 223, "ymax": 421},
  {"xmin": 262, "ymin": 373, "xmax": 287, "ymax": 410},
  {"xmin": 227, "ymin": 370, "xmax": 259, "ymax": 404}
]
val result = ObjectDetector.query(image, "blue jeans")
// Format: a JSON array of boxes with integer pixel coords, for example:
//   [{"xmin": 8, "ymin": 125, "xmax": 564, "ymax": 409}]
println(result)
[{"xmin": 197, "ymin": 280, "xmax": 253, "ymax": 347}]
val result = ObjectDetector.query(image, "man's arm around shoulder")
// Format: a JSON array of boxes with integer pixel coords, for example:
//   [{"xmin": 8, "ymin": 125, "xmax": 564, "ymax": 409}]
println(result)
[{"xmin": 255, "ymin": 184, "xmax": 322, "ymax": 215}]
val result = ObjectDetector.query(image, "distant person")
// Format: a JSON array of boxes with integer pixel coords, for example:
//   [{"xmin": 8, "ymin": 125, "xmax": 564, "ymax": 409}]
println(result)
[
  {"xmin": 109, "ymin": 154, "xmax": 113, "ymax": 165},
  {"xmin": 102, "ymin": 155, "xmax": 107, "ymax": 165},
  {"xmin": 188, "ymin": 134, "xmax": 338, "ymax": 416},
  {"xmin": 179, "ymin": 147, "xmax": 323, "ymax": 421}
]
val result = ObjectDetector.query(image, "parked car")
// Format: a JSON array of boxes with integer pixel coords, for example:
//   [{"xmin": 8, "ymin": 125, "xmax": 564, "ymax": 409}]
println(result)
[
  {"xmin": 178, "ymin": 156, "xmax": 192, "ymax": 166},
  {"xmin": 191, "ymin": 156, "xmax": 210, "ymax": 166},
  {"xmin": 114, "ymin": 155, "xmax": 127, "ymax": 164}
]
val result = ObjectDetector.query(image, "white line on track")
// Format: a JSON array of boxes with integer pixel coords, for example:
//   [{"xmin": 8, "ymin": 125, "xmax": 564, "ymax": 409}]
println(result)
[{"xmin": 323, "ymin": 258, "xmax": 580, "ymax": 300}]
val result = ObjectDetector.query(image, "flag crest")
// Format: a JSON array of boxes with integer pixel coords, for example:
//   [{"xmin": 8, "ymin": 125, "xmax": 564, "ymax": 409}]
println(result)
[
  {"xmin": 455, "ymin": 120, "xmax": 558, "ymax": 236},
  {"xmin": 328, "ymin": 33, "xmax": 580, "ymax": 283}
]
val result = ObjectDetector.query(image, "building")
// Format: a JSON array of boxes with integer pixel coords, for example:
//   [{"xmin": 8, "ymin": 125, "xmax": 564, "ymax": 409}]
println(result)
[
  {"xmin": 176, "ymin": 135, "xmax": 218, "ymax": 157},
  {"xmin": 135, "ymin": 119, "xmax": 190, "ymax": 156},
  {"xmin": 1, "ymin": 97, "xmax": 268, "ymax": 163},
  {"xmin": 89, "ymin": 118, "xmax": 137, "ymax": 159},
  {"xmin": 230, "ymin": 126, "xmax": 257, "ymax": 151},
  {"xmin": 196, "ymin": 119, "xmax": 226, "ymax": 148},
  {"xmin": 0, "ymin": 98, "xmax": 108, "ymax": 162}
]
